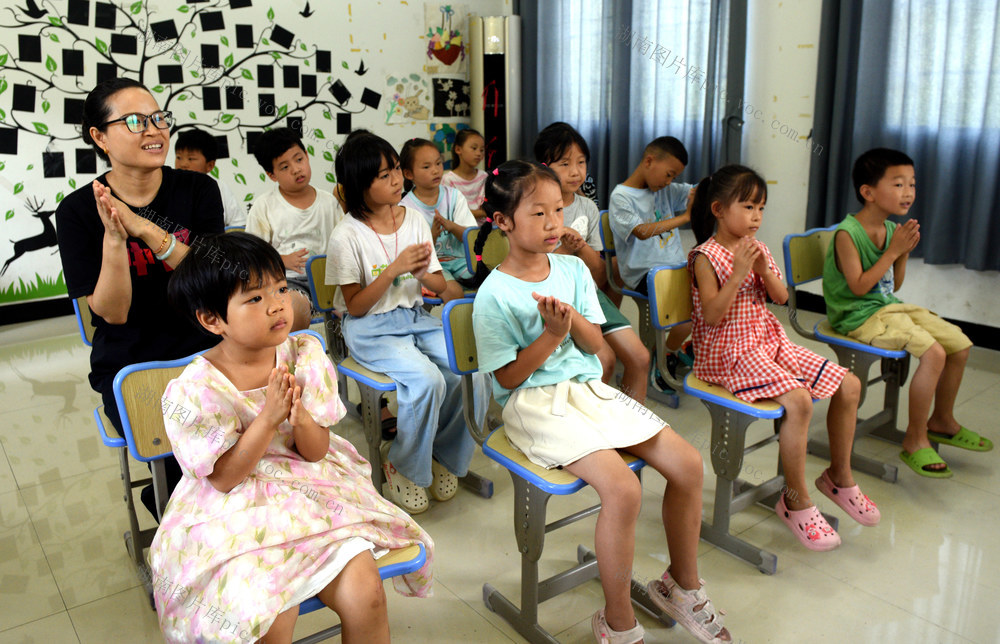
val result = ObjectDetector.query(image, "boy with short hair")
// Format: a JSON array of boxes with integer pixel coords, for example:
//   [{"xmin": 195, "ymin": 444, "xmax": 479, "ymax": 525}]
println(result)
[
  {"xmin": 174, "ymin": 128, "xmax": 247, "ymax": 227},
  {"xmin": 609, "ymin": 136, "xmax": 696, "ymax": 385},
  {"xmin": 247, "ymin": 127, "xmax": 344, "ymax": 331},
  {"xmin": 824, "ymin": 147, "xmax": 991, "ymax": 478}
]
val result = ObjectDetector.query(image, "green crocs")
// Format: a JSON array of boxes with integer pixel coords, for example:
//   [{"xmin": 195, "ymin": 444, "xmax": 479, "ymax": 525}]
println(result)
[
  {"xmin": 899, "ymin": 447, "xmax": 953, "ymax": 478},
  {"xmin": 928, "ymin": 427, "xmax": 993, "ymax": 452}
]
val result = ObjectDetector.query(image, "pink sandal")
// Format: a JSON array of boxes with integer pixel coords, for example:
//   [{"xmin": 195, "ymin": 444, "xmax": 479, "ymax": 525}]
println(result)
[
  {"xmin": 775, "ymin": 494, "xmax": 841, "ymax": 551},
  {"xmin": 815, "ymin": 469, "xmax": 880, "ymax": 527}
]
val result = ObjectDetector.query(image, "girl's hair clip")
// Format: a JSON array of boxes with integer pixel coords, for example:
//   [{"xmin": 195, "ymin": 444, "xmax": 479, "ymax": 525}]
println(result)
[
  {"xmin": 491, "ymin": 168, "xmax": 500, "ymax": 176},
  {"xmin": 475, "ymin": 254, "xmax": 483, "ymax": 261},
  {"xmin": 485, "ymin": 217, "xmax": 492, "ymax": 223},
  {"xmin": 541, "ymin": 162, "xmax": 547, "ymax": 166}
]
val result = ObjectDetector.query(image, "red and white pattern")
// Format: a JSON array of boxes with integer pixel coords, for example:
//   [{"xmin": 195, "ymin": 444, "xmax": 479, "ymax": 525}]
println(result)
[{"xmin": 689, "ymin": 237, "xmax": 847, "ymax": 403}]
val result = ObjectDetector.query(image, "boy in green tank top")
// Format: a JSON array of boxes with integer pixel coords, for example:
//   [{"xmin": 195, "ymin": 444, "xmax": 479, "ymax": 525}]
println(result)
[{"xmin": 823, "ymin": 148, "xmax": 991, "ymax": 478}]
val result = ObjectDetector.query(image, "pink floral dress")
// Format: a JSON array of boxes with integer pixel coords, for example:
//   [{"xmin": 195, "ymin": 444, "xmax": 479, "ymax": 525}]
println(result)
[
  {"xmin": 149, "ymin": 334, "xmax": 433, "ymax": 643},
  {"xmin": 689, "ymin": 237, "xmax": 847, "ymax": 402}
]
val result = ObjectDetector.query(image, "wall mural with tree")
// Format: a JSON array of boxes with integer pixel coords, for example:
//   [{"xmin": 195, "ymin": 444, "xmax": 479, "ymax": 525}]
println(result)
[{"xmin": 0, "ymin": 0, "xmax": 488, "ymax": 310}]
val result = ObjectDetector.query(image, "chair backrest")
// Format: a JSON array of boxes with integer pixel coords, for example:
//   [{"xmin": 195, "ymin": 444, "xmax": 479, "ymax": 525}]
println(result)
[
  {"xmin": 73, "ymin": 296, "xmax": 95, "ymax": 347},
  {"xmin": 442, "ymin": 298, "xmax": 478, "ymax": 374},
  {"xmin": 782, "ymin": 224, "xmax": 837, "ymax": 289},
  {"xmin": 463, "ymin": 226, "xmax": 509, "ymax": 275},
  {"xmin": 598, "ymin": 209, "xmax": 615, "ymax": 254},
  {"xmin": 306, "ymin": 254, "xmax": 337, "ymax": 312},
  {"xmin": 224, "ymin": 225, "xmax": 245, "ymax": 233},
  {"xmin": 647, "ymin": 264, "xmax": 692, "ymax": 330},
  {"xmin": 113, "ymin": 330, "xmax": 327, "ymax": 462}
]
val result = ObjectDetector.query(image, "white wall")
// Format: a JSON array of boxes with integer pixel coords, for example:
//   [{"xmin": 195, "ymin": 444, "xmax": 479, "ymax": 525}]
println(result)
[{"xmin": 743, "ymin": 0, "xmax": 999, "ymax": 327}]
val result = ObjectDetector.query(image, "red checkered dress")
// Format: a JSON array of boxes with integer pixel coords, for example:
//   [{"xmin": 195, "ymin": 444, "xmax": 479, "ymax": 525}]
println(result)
[{"xmin": 689, "ymin": 237, "xmax": 846, "ymax": 403}]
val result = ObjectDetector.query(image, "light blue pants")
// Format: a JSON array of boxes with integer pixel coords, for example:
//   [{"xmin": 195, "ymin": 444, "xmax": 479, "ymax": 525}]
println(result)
[{"xmin": 343, "ymin": 307, "xmax": 489, "ymax": 487}]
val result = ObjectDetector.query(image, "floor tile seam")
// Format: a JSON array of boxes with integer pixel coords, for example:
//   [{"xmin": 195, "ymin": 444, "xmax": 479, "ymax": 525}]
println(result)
[
  {"xmin": 0, "ymin": 610, "xmax": 80, "ymax": 642},
  {"xmin": 413, "ymin": 575, "xmax": 520, "ymax": 643},
  {"xmin": 15, "ymin": 461, "xmax": 121, "ymax": 500}
]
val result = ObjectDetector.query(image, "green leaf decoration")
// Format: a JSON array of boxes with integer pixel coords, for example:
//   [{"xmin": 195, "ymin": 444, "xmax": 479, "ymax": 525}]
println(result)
[
  {"xmin": 277, "ymin": 104, "xmax": 287, "ymax": 118},
  {"xmin": 48, "ymin": 16, "xmax": 62, "ymax": 26},
  {"xmin": 49, "ymin": 33, "xmax": 60, "ymax": 43},
  {"xmin": 300, "ymin": 43, "xmax": 307, "ymax": 51},
  {"xmin": 188, "ymin": 111, "xmax": 196, "ymax": 119},
  {"xmin": 130, "ymin": 1, "xmax": 143, "ymax": 14},
  {"xmin": 177, "ymin": 94, "xmax": 188, "ymax": 101},
  {"xmin": 172, "ymin": 54, "xmax": 180, "ymax": 62},
  {"xmin": 152, "ymin": 85, "xmax": 164, "ymax": 93},
  {"xmin": 0, "ymin": 108, "xmax": 5, "ymax": 121},
  {"xmin": 191, "ymin": 29, "xmax": 197, "ymax": 37},
  {"xmin": 0, "ymin": 161, "xmax": 5, "ymax": 171},
  {"xmin": 4, "ymin": 209, "xmax": 13, "ymax": 220},
  {"xmin": 322, "ymin": 151, "xmax": 333, "ymax": 162},
  {"xmin": 68, "ymin": 178, "xmax": 76, "ymax": 188},
  {"xmin": 387, "ymin": 76, "xmax": 397, "ymax": 84},
  {"xmin": 313, "ymin": 129, "xmax": 325, "ymax": 139},
  {"xmin": 262, "ymin": 38, "xmax": 269, "ymax": 45},
  {"xmin": 259, "ymin": 173, "xmax": 266, "ymax": 181},
  {"xmin": 270, "ymin": 52, "xmax": 281, "ymax": 60},
  {"xmin": 224, "ymin": 53, "xmax": 234, "ymax": 67},
  {"xmin": 341, "ymin": 60, "xmax": 348, "ymax": 69},
  {"xmin": 45, "ymin": 55, "xmax": 57, "ymax": 72},
  {"xmin": 0, "ymin": 54, "xmax": 7, "ymax": 66},
  {"xmin": 26, "ymin": 164, "xmax": 33, "ymax": 170},
  {"xmin": 306, "ymin": 145, "xmax": 314, "ymax": 155},
  {"xmin": 32, "ymin": 122, "xmax": 48, "ymax": 135},
  {"xmin": 220, "ymin": 113, "xmax": 234, "ymax": 123},
  {"xmin": 325, "ymin": 172, "xmax": 335, "ymax": 183},
  {"xmin": 409, "ymin": 73, "xmax": 420, "ymax": 81},
  {"xmin": 244, "ymin": 193, "xmax": 253, "ymax": 201},
  {"xmin": 322, "ymin": 110, "xmax": 331, "ymax": 120},
  {"xmin": 231, "ymin": 158, "xmax": 239, "ymax": 166},
  {"xmin": 209, "ymin": 166, "xmax": 219, "ymax": 178},
  {"xmin": 267, "ymin": 7, "xmax": 275, "ymax": 20},
  {"xmin": 234, "ymin": 173, "xmax": 246, "ymax": 185},
  {"xmin": 13, "ymin": 182, "xmax": 23, "ymax": 195},
  {"xmin": 42, "ymin": 100, "xmax": 51, "ymax": 113},
  {"xmin": 55, "ymin": 191, "xmax": 64, "ymax": 202},
  {"xmin": 220, "ymin": 35, "xmax": 229, "ymax": 46},
  {"xmin": 191, "ymin": 69, "xmax": 200, "ymax": 78},
  {"xmin": 96, "ymin": 38, "xmax": 108, "ymax": 53},
  {"xmin": 178, "ymin": 5, "xmax": 190, "ymax": 13},
  {"xmin": 304, "ymin": 59, "xmax": 309, "ymax": 67},
  {"xmin": 241, "ymin": 68, "xmax": 254, "ymax": 80}
]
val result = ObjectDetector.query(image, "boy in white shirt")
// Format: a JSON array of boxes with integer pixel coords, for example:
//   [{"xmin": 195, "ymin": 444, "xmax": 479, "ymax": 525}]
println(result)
[
  {"xmin": 174, "ymin": 128, "xmax": 247, "ymax": 227},
  {"xmin": 247, "ymin": 127, "xmax": 344, "ymax": 330}
]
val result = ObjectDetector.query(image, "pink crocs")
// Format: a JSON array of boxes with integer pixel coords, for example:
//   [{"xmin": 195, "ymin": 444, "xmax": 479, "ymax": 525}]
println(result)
[
  {"xmin": 775, "ymin": 493, "xmax": 841, "ymax": 551},
  {"xmin": 815, "ymin": 469, "xmax": 881, "ymax": 527}
]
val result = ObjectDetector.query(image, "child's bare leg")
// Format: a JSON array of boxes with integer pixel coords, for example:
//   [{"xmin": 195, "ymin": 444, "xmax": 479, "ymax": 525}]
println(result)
[
  {"xmin": 564, "ymin": 450, "xmax": 642, "ymax": 633},
  {"xmin": 290, "ymin": 291, "xmax": 313, "ymax": 331},
  {"xmin": 606, "ymin": 328, "xmax": 650, "ymax": 403},
  {"xmin": 826, "ymin": 372, "xmax": 861, "ymax": 487},
  {"xmin": 260, "ymin": 606, "xmax": 299, "ymax": 644},
  {"xmin": 623, "ymin": 425, "xmax": 703, "ymax": 589},
  {"xmin": 440, "ymin": 279, "xmax": 465, "ymax": 303},
  {"xmin": 902, "ymin": 343, "xmax": 946, "ymax": 464},
  {"xmin": 317, "ymin": 551, "xmax": 390, "ymax": 644},
  {"xmin": 772, "ymin": 389, "xmax": 814, "ymax": 510},
  {"xmin": 928, "ymin": 346, "xmax": 970, "ymax": 436},
  {"xmin": 665, "ymin": 321, "xmax": 692, "ymax": 353},
  {"xmin": 596, "ymin": 340, "xmax": 617, "ymax": 385}
]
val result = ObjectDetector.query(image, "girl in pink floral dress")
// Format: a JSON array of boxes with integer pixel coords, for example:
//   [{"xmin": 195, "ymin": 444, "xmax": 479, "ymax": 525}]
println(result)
[
  {"xmin": 149, "ymin": 232, "xmax": 432, "ymax": 644},
  {"xmin": 688, "ymin": 165, "xmax": 880, "ymax": 552}
]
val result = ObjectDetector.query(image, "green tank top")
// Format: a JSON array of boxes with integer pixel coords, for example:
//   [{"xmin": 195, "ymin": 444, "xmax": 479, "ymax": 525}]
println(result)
[{"xmin": 823, "ymin": 214, "xmax": 902, "ymax": 333}]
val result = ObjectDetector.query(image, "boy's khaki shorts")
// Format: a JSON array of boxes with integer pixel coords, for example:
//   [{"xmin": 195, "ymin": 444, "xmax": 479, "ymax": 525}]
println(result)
[{"xmin": 847, "ymin": 303, "xmax": 972, "ymax": 357}]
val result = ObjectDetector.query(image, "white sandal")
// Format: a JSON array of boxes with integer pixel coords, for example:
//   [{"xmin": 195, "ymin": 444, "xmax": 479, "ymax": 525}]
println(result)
[
  {"xmin": 646, "ymin": 571, "xmax": 730, "ymax": 643},
  {"xmin": 591, "ymin": 609, "xmax": 644, "ymax": 644},
  {"xmin": 382, "ymin": 459, "xmax": 428, "ymax": 515},
  {"xmin": 429, "ymin": 459, "xmax": 459, "ymax": 501}
]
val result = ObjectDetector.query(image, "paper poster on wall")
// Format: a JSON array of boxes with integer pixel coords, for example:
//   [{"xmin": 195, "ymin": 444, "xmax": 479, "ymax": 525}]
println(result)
[
  {"xmin": 428, "ymin": 122, "xmax": 469, "ymax": 170},
  {"xmin": 423, "ymin": 4, "xmax": 467, "ymax": 75},
  {"xmin": 431, "ymin": 78, "xmax": 470, "ymax": 117},
  {"xmin": 385, "ymin": 74, "xmax": 432, "ymax": 124}
]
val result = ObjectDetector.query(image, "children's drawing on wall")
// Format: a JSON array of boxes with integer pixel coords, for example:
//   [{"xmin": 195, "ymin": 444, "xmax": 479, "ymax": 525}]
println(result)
[
  {"xmin": 423, "ymin": 4, "xmax": 467, "ymax": 75},
  {"xmin": 431, "ymin": 78, "xmax": 470, "ymax": 117},
  {"xmin": 385, "ymin": 74, "xmax": 432, "ymax": 124},
  {"xmin": 428, "ymin": 122, "xmax": 468, "ymax": 170}
]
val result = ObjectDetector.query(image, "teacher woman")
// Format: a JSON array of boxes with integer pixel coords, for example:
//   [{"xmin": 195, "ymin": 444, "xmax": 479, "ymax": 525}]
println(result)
[{"xmin": 57, "ymin": 77, "xmax": 224, "ymax": 516}]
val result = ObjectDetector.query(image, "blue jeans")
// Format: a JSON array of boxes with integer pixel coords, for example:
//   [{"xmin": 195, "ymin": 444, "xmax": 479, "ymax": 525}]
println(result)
[{"xmin": 343, "ymin": 307, "xmax": 489, "ymax": 487}]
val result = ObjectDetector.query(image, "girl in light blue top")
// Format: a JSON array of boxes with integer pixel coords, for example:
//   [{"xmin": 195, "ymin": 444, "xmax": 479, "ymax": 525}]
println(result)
[{"xmin": 471, "ymin": 161, "xmax": 731, "ymax": 644}]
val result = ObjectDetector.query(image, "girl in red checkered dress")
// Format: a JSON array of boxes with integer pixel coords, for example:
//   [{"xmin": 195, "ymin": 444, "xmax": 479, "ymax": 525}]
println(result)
[{"xmin": 688, "ymin": 165, "xmax": 880, "ymax": 551}]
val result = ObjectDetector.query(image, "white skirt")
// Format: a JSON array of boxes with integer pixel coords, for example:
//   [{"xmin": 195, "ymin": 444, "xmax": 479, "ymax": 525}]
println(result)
[{"xmin": 502, "ymin": 379, "xmax": 667, "ymax": 469}]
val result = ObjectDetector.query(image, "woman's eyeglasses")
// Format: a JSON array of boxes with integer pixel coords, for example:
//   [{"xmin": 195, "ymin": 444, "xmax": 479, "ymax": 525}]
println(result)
[{"xmin": 100, "ymin": 111, "xmax": 174, "ymax": 133}]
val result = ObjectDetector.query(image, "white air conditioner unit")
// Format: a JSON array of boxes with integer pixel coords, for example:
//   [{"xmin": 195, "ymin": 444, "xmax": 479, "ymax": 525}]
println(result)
[{"xmin": 469, "ymin": 15, "xmax": 521, "ymax": 169}]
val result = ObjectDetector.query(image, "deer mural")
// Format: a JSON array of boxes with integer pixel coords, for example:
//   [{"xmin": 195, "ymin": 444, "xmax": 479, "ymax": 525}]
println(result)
[{"xmin": 2, "ymin": 197, "xmax": 58, "ymax": 277}]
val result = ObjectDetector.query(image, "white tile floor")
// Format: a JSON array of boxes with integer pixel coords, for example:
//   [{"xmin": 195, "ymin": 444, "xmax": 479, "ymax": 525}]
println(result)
[{"xmin": 1, "ymin": 305, "xmax": 998, "ymax": 644}]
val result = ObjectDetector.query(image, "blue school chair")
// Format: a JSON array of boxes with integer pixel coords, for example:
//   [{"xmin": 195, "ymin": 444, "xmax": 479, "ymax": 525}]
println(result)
[
  {"xmin": 111, "ymin": 329, "xmax": 427, "ymax": 642},
  {"xmin": 599, "ymin": 210, "xmax": 680, "ymax": 407},
  {"xmin": 440, "ymin": 298, "xmax": 675, "ymax": 643},
  {"xmin": 73, "ymin": 296, "xmax": 155, "ymax": 586},
  {"xmin": 783, "ymin": 226, "xmax": 906, "ymax": 478},
  {"xmin": 306, "ymin": 255, "xmax": 492, "ymax": 499},
  {"xmin": 648, "ymin": 266, "xmax": 840, "ymax": 574}
]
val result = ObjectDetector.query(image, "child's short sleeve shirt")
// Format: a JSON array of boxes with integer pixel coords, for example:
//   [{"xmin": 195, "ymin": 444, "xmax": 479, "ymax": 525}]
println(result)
[
  {"xmin": 472, "ymin": 254, "xmax": 605, "ymax": 405},
  {"xmin": 562, "ymin": 195, "xmax": 603, "ymax": 251}
]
